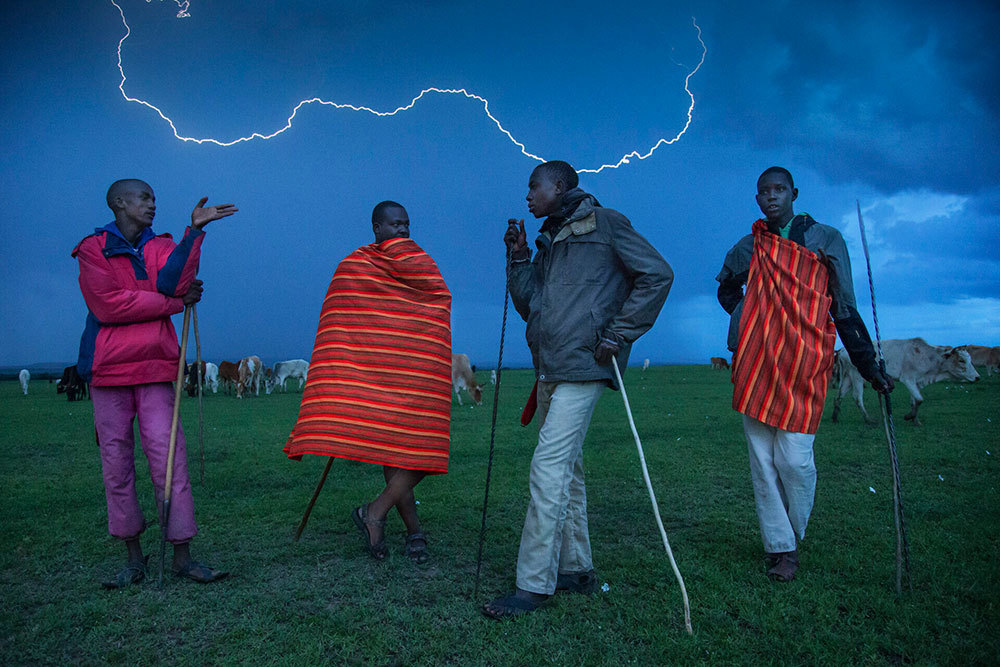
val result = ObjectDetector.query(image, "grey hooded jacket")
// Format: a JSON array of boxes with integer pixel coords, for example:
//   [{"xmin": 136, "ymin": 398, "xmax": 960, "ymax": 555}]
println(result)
[{"xmin": 508, "ymin": 190, "xmax": 673, "ymax": 389}]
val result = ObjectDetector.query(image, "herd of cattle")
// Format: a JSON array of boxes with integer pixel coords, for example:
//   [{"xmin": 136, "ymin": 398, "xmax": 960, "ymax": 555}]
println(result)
[{"xmin": 16, "ymin": 339, "xmax": 998, "ymax": 425}]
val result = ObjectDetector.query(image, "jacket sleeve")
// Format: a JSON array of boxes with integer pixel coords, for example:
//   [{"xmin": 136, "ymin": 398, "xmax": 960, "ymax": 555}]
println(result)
[
  {"xmin": 77, "ymin": 239, "xmax": 183, "ymax": 324},
  {"xmin": 821, "ymin": 230, "xmax": 879, "ymax": 381},
  {"xmin": 602, "ymin": 215, "xmax": 673, "ymax": 344},
  {"xmin": 507, "ymin": 257, "xmax": 535, "ymax": 323},
  {"xmin": 716, "ymin": 237, "xmax": 751, "ymax": 313},
  {"xmin": 156, "ymin": 226, "xmax": 205, "ymax": 297}
]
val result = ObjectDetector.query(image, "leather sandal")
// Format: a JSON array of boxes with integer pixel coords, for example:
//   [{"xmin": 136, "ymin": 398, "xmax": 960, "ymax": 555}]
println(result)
[
  {"xmin": 766, "ymin": 550, "xmax": 799, "ymax": 582},
  {"xmin": 403, "ymin": 531, "xmax": 429, "ymax": 564},
  {"xmin": 101, "ymin": 555, "xmax": 149, "ymax": 589},
  {"xmin": 352, "ymin": 504, "xmax": 388, "ymax": 560},
  {"xmin": 556, "ymin": 569, "xmax": 598, "ymax": 594}
]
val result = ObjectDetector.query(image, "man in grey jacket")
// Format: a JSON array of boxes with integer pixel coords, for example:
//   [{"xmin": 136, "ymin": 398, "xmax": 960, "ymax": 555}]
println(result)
[{"xmin": 482, "ymin": 160, "xmax": 673, "ymax": 619}]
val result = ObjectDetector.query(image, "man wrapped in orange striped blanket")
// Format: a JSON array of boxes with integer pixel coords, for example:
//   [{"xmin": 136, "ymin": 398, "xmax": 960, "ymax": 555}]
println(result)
[
  {"xmin": 717, "ymin": 167, "xmax": 891, "ymax": 583},
  {"xmin": 284, "ymin": 201, "xmax": 451, "ymax": 563}
]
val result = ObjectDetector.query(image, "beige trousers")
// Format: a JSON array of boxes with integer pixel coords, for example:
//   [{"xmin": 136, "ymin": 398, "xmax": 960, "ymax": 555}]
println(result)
[
  {"xmin": 516, "ymin": 380, "xmax": 605, "ymax": 595},
  {"xmin": 742, "ymin": 414, "xmax": 817, "ymax": 553}
]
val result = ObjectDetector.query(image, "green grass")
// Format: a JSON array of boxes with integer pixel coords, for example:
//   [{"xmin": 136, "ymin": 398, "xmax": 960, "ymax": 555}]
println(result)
[{"xmin": 2, "ymin": 367, "xmax": 998, "ymax": 665}]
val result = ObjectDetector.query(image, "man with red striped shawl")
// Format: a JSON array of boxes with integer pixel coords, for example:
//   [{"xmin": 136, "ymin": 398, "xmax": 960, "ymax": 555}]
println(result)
[
  {"xmin": 284, "ymin": 201, "xmax": 451, "ymax": 564},
  {"xmin": 717, "ymin": 167, "xmax": 892, "ymax": 582}
]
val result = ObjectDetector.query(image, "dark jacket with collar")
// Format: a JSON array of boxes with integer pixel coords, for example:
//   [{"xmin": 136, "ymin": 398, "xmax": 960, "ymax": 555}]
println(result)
[{"xmin": 508, "ymin": 189, "xmax": 673, "ymax": 388}]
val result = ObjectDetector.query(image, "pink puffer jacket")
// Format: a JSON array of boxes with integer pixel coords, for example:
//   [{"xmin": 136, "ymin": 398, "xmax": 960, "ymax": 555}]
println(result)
[{"xmin": 73, "ymin": 222, "xmax": 204, "ymax": 386}]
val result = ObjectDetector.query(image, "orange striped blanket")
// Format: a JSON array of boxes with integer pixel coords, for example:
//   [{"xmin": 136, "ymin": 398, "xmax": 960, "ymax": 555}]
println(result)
[
  {"xmin": 731, "ymin": 220, "xmax": 837, "ymax": 434},
  {"xmin": 283, "ymin": 237, "xmax": 452, "ymax": 473}
]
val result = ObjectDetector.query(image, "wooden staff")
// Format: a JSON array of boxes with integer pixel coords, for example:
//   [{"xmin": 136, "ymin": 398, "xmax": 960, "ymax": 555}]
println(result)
[
  {"xmin": 294, "ymin": 458, "xmax": 334, "ymax": 541},
  {"xmin": 193, "ymin": 304, "xmax": 204, "ymax": 485},
  {"xmin": 160, "ymin": 305, "xmax": 192, "ymax": 586},
  {"xmin": 612, "ymin": 357, "xmax": 693, "ymax": 635}
]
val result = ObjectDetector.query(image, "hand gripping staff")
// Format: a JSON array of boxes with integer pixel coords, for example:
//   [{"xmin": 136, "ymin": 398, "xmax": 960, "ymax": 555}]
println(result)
[
  {"xmin": 612, "ymin": 357, "xmax": 692, "ymax": 635},
  {"xmin": 857, "ymin": 201, "xmax": 912, "ymax": 596},
  {"xmin": 160, "ymin": 304, "xmax": 192, "ymax": 586},
  {"xmin": 473, "ymin": 248, "xmax": 512, "ymax": 600}
]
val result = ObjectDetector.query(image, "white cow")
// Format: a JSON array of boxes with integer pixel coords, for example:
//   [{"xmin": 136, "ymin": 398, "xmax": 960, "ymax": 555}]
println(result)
[
  {"xmin": 266, "ymin": 359, "xmax": 309, "ymax": 394},
  {"xmin": 490, "ymin": 369, "xmax": 497, "ymax": 385},
  {"xmin": 18, "ymin": 369, "xmax": 29, "ymax": 395},
  {"xmin": 237, "ymin": 355, "xmax": 263, "ymax": 399},
  {"xmin": 452, "ymin": 353, "xmax": 482, "ymax": 406},
  {"xmin": 832, "ymin": 338, "xmax": 980, "ymax": 425},
  {"xmin": 204, "ymin": 362, "xmax": 219, "ymax": 393}
]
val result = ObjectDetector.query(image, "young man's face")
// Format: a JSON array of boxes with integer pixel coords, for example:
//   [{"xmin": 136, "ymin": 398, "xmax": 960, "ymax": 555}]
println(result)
[
  {"xmin": 118, "ymin": 183, "xmax": 156, "ymax": 229},
  {"xmin": 755, "ymin": 172, "xmax": 797, "ymax": 225},
  {"xmin": 373, "ymin": 206, "xmax": 410, "ymax": 243},
  {"xmin": 526, "ymin": 168, "xmax": 562, "ymax": 219}
]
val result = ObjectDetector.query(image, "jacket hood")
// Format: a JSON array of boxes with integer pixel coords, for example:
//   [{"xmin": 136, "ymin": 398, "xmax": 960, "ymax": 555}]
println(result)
[{"xmin": 541, "ymin": 188, "xmax": 602, "ymax": 233}]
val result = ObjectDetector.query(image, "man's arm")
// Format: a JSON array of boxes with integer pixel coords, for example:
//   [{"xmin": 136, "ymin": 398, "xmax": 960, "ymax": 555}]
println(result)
[
  {"xmin": 156, "ymin": 197, "xmax": 237, "ymax": 296},
  {"xmin": 77, "ymin": 239, "xmax": 183, "ymax": 324},
  {"xmin": 157, "ymin": 226, "xmax": 205, "ymax": 296},
  {"xmin": 716, "ymin": 238, "xmax": 752, "ymax": 313},
  {"xmin": 600, "ymin": 213, "xmax": 673, "ymax": 346},
  {"xmin": 823, "ymin": 232, "xmax": 893, "ymax": 394},
  {"xmin": 504, "ymin": 218, "xmax": 534, "ymax": 322}
]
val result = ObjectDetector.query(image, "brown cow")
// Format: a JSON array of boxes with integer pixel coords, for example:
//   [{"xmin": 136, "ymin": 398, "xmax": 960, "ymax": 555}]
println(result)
[
  {"xmin": 218, "ymin": 360, "xmax": 240, "ymax": 395},
  {"xmin": 965, "ymin": 344, "xmax": 1000, "ymax": 377},
  {"xmin": 237, "ymin": 355, "xmax": 263, "ymax": 398},
  {"xmin": 451, "ymin": 353, "xmax": 482, "ymax": 406},
  {"xmin": 710, "ymin": 356, "xmax": 730, "ymax": 370}
]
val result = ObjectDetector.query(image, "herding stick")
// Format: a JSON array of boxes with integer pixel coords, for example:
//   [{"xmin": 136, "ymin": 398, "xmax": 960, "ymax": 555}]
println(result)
[
  {"xmin": 160, "ymin": 304, "xmax": 192, "ymax": 586},
  {"xmin": 611, "ymin": 357, "xmax": 693, "ymax": 635},
  {"xmin": 193, "ymin": 304, "xmax": 204, "ymax": 485},
  {"xmin": 294, "ymin": 458, "xmax": 334, "ymax": 542}
]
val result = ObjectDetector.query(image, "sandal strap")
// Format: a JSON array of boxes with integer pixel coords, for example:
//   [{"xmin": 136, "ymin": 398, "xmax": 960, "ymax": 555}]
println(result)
[{"xmin": 405, "ymin": 531, "xmax": 426, "ymax": 545}]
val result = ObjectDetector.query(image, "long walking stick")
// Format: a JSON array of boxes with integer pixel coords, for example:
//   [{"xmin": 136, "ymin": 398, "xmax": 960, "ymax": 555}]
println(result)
[
  {"xmin": 294, "ymin": 458, "xmax": 334, "ymax": 541},
  {"xmin": 612, "ymin": 358, "xmax": 693, "ymax": 635},
  {"xmin": 857, "ymin": 201, "xmax": 912, "ymax": 595},
  {"xmin": 473, "ymin": 249, "xmax": 512, "ymax": 600},
  {"xmin": 160, "ymin": 304, "xmax": 192, "ymax": 586},
  {"xmin": 193, "ymin": 304, "xmax": 205, "ymax": 485}
]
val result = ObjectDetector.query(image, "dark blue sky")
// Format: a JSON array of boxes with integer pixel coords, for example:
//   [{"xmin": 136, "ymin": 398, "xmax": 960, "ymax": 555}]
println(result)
[{"xmin": 2, "ymin": 0, "xmax": 998, "ymax": 368}]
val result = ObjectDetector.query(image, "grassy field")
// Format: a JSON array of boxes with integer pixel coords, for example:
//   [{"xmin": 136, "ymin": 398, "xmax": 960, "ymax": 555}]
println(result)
[{"xmin": 1, "ymin": 366, "xmax": 998, "ymax": 665}]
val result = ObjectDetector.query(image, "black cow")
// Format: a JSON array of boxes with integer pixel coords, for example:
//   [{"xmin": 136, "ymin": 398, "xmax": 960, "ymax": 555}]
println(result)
[
  {"xmin": 184, "ymin": 361, "xmax": 206, "ymax": 397},
  {"xmin": 56, "ymin": 365, "xmax": 88, "ymax": 401}
]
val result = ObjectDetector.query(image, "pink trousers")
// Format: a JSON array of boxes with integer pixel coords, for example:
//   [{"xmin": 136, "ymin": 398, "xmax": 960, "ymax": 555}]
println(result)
[{"xmin": 91, "ymin": 383, "xmax": 197, "ymax": 544}]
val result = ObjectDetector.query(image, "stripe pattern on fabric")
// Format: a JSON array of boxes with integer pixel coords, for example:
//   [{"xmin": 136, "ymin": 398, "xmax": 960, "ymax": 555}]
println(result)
[
  {"xmin": 283, "ymin": 238, "xmax": 452, "ymax": 473},
  {"xmin": 731, "ymin": 220, "xmax": 836, "ymax": 434}
]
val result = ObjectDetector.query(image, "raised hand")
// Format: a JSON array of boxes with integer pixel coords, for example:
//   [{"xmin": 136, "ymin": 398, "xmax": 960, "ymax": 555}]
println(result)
[
  {"xmin": 191, "ymin": 197, "xmax": 238, "ymax": 230},
  {"xmin": 505, "ymin": 218, "xmax": 528, "ymax": 260}
]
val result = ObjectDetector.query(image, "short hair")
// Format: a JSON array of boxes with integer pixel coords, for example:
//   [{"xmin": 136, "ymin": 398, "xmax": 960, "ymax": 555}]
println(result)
[
  {"xmin": 106, "ymin": 179, "xmax": 150, "ymax": 211},
  {"xmin": 758, "ymin": 166, "xmax": 794, "ymax": 189},
  {"xmin": 532, "ymin": 160, "xmax": 579, "ymax": 190},
  {"xmin": 372, "ymin": 200, "xmax": 405, "ymax": 225}
]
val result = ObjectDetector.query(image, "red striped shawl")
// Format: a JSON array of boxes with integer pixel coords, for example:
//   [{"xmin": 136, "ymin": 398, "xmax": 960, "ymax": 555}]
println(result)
[
  {"xmin": 731, "ymin": 220, "xmax": 836, "ymax": 434},
  {"xmin": 283, "ymin": 238, "xmax": 452, "ymax": 473}
]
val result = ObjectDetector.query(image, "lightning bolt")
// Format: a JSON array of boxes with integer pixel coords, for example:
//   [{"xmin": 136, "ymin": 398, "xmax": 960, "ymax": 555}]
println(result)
[{"xmin": 112, "ymin": 1, "xmax": 706, "ymax": 173}]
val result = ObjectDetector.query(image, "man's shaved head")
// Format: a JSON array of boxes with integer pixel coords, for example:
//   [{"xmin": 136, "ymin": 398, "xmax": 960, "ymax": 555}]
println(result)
[
  {"xmin": 372, "ymin": 200, "xmax": 406, "ymax": 225},
  {"xmin": 758, "ymin": 166, "xmax": 794, "ymax": 189},
  {"xmin": 531, "ymin": 161, "xmax": 579, "ymax": 191},
  {"xmin": 106, "ymin": 179, "xmax": 151, "ymax": 211}
]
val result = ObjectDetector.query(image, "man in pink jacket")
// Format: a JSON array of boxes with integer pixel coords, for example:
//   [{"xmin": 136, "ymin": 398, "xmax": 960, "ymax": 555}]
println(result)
[{"xmin": 74, "ymin": 179, "xmax": 237, "ymax": 588}]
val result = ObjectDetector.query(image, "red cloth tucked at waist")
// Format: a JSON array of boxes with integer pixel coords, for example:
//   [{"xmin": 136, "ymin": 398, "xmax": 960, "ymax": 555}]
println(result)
[
  {"xmin": 283, "ymin": 237, "xmax": 452, "ymax": 473},
  {"xmin": 731, "ymin": 220, "xmax": 836, "ymax": 434}
]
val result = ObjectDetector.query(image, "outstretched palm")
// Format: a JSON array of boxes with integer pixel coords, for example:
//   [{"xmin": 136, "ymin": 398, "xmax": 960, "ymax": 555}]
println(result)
[{"xmin": 191, "ymin": 197, "xmax": 238, "ymax": 229}]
